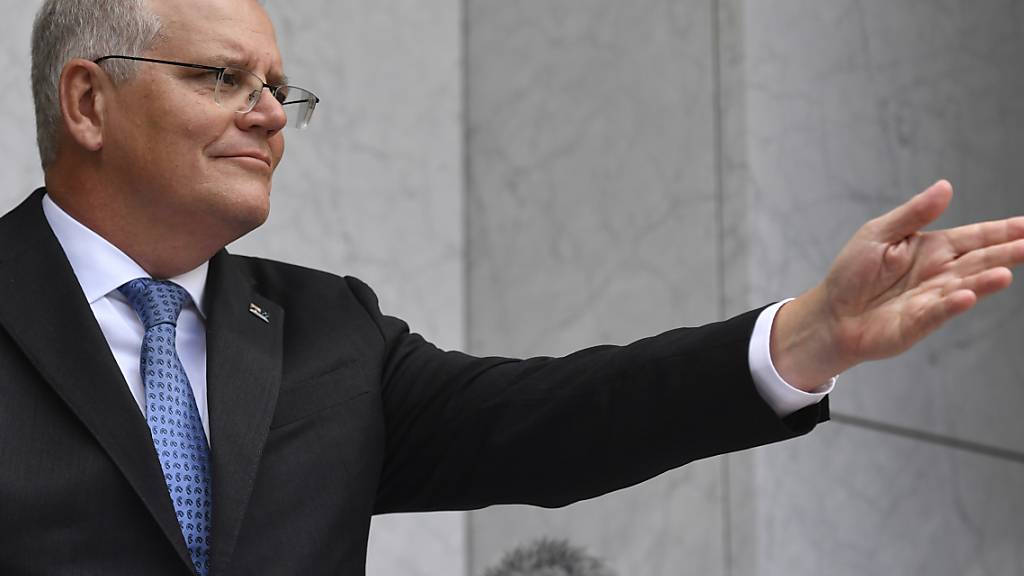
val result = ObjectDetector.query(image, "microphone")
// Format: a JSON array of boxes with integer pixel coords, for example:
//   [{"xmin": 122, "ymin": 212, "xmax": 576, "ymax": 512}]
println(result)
[{"xmin": 482, "ymin": 538, "xmax": 617, "ymax": 576}]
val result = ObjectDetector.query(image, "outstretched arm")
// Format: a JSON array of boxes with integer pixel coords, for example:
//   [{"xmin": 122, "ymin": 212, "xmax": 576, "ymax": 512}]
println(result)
[{"xmin": 771, "ymin": 180, "xmax": 1024, "ymax": 391}]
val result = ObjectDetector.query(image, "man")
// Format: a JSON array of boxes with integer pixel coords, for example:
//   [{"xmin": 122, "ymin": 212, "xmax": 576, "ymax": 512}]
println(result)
[{"xmin": 1, "ymin": 0, "xmax": 1022, "ymax": 574}]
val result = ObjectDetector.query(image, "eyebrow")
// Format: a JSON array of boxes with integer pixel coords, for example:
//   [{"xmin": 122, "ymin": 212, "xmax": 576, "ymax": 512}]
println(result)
[{"xmin": 209, "ymin": 53, "xmax": 289, "ymax": 86}]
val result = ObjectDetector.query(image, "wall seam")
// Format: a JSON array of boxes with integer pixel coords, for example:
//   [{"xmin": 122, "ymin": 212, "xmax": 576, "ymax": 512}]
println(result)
[
  {"xmin": 710, "ymin": 1, "xmax": 732, "ymax": 575},
  {"xmin": 832, "ymin": 411, "xmax": 1024, "ymax": 465},
  {"xmin": 460, "ymin": 0, "xmax": 473, "ymax": 574}
]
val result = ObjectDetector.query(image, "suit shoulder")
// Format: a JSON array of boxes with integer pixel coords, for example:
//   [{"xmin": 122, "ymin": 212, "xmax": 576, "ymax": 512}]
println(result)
[{"xmin": 223, "ymin": 253, "xmax": 381, "ymax": 314}]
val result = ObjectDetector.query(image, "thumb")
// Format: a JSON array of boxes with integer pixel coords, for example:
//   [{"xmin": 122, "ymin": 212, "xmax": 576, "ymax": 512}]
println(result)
[{"xmin": 873, "ymin": 180, "xmax": 953, "ymax": 242}]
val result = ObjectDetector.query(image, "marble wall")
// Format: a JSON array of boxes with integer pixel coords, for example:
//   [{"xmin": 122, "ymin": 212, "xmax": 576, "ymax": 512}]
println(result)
[
  {"xmin": 730, "ymin": 0, "xmax": 1024, "ymax": 453},
  {"xmin": 0, "ymin": 1, "xmax": 466, "ymax": 575},
  {"xmin": 468, "ymin": 0, "xmax": 1024, "ymax": 575},
  {"xmin": 724, "ymin": 1, "xmax": 1024, "ymax": 573},
  {"xmin": 728, "ymin": 422, "xmax": 1024, "ymax": 576},
  {"xmin": 0, "ymin": 1, "xmax": 45, "ymax": 205},
  {"xmin": 466, "ymin": 0, "xmax": 722, "ymax": 359},
  {"xmin": 465, "ymin": 0, "xmax": 728, "ymax": 574}
]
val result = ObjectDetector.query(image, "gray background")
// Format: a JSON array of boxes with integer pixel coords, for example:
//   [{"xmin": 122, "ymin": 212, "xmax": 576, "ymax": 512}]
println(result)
[{"xmin": 3, "ymin": 1, "xmax": 1023, "ymax": 575}]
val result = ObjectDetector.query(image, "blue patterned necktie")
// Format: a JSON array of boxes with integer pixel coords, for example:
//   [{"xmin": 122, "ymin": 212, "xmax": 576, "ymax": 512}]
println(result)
[{"xmin": 119, "ymin": 278, "xmax": 211, "ymax": 576}]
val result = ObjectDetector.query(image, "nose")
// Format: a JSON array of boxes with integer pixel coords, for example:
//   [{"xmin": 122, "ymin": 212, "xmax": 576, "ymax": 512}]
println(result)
[{"xmin": 237, "ymin": 88, "xmax": 288, "ymax": 134}]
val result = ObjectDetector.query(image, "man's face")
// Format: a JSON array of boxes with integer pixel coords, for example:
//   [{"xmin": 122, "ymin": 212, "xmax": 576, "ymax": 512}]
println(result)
[{"xmin": 102, "ymin": 0, "xmax": 287, "ymax": 247}]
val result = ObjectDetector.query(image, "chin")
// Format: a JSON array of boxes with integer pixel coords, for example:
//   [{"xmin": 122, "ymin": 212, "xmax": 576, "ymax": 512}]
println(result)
[
  {"xmin": 215, "ymin": 183, "xmax": 273, "ymax": 240},
  {"xmin": 235, "ymin": 195, "xmax": 272, "ymax": 233}
]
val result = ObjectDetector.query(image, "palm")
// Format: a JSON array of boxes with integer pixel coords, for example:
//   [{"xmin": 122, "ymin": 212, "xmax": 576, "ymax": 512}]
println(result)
[{"xmin": 822, "ymin": 181, "xmax": 1024, "ymax": 365}]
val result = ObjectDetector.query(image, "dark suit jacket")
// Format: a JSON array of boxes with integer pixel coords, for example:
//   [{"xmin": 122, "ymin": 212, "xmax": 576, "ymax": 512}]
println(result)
[{"xmin": 0, "ymin": 189, "xmax": 827, "ymax": 575}]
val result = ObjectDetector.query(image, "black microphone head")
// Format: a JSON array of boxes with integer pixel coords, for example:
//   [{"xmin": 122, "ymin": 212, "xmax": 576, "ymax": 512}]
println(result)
[{"xmin": 482, "ymin": 538, "xmax": 617, "ymax": 576}]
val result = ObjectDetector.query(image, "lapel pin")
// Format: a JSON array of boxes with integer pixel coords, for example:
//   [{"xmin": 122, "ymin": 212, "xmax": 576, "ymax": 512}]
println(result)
[{"xmin": 249, "ymin": 303, "xmax": 271, "ymax": 323}]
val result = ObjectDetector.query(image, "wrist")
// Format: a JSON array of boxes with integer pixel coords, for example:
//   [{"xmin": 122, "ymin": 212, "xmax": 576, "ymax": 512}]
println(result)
[{"xmin": 769, "ymin": 286, "xmax": 850, "ymax": 392}]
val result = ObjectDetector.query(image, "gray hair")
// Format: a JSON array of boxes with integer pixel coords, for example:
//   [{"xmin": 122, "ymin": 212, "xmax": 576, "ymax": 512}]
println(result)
[{"xmin": 31, "ymin": 0, "xmax": 163, "ymax": 169}]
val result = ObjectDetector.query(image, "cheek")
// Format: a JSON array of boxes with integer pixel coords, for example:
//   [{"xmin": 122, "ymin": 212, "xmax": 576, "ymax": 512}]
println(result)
[
  {"xmin": 177, "ymin": 116, "xmax": 235, "ymax": 166},
  {"xmin": 270, "ymin": 133, "xmax": 286, "ymax": 168}
]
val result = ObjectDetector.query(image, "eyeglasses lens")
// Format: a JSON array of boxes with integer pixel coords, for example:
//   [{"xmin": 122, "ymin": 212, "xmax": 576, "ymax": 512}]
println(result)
[
  {"xmin": 214, "ymin": 68, "xmax": 263, "ymax": 113},
  {"xmin": 281, "ymin": 88, "xmax": 317, "ymax": 130},
  {"xmin": 215, "ymin": 68, "xmax": 317, "ymax": 129}
]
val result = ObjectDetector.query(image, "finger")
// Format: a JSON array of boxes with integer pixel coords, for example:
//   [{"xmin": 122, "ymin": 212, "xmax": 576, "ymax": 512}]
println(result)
[
  {"xmin": 943, "ymin": 216, "xmax": 1024, "ymax": 256},
  {"xmin": 947, "ymin": 237, "xmax": 1024, "ymax": 278},
  {"xmin": 916, "ymin": 289, "xmax": 977, "ymax": 337},
  {"xmin": 872, "ymin": 180, "xmax": 953, "ymax": 242},
  {"xmin": 946, "ymin": 267, "xmax": 1013, "ymax": 300}
]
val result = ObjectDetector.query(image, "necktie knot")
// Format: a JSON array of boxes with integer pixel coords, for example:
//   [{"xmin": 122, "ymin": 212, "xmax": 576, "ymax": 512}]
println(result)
[{"xmin": 118, "ymin": 278, "xmax": 190, "ymax": 330}]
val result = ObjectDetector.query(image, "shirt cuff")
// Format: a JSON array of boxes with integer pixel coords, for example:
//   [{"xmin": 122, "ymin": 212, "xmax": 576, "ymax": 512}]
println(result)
[{"xmin": 749, "ymin": 299, "xmax": 835, "ymax": 417}]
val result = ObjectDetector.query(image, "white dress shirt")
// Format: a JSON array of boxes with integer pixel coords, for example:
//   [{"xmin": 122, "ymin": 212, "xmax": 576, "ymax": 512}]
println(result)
[
  {"xmin": 41, "ymin": 193, "xmax": 830, "ymax": 441},
  {"xmin": 43, "ymin": 194, "xmax": 211, "ymax": 442},
  {"xmin": 749, "ymin": 299, "xmax": 835, "ymax": 414}
]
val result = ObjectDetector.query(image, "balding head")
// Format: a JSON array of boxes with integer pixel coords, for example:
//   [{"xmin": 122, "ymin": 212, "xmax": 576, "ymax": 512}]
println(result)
[{"xmin": 31, "ymin": 0, "xmax": 163, "ymax": 170}]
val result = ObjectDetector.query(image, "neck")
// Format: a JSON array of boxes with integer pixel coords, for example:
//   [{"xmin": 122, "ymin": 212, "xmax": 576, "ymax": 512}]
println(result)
[{"xmin": 45, "ymin": 173, "xmax": 228, "ymax": 279}]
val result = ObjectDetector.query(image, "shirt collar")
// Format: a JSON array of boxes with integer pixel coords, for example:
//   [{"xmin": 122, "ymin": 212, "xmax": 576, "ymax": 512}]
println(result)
[{"xmin": 42, "ymin": 193, "xmax": 209, "ymax": 318}]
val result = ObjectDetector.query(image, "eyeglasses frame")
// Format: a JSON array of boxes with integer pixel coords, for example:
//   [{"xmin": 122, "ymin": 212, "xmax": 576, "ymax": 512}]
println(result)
[{"xmin": 92, "ymin": 54, "xmax": 320, "ymax": 123}]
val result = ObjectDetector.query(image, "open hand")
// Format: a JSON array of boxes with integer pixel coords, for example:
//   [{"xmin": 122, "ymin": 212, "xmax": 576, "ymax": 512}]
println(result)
[{"xmin": 772, "ymin": 180, "xmax": 1024, "ymax": 391}]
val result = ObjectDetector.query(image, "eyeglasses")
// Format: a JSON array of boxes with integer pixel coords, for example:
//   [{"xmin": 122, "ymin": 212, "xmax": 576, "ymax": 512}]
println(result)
[{"xmin": 93, "ymin": 55, "xmax": 320, "ymax": 129}]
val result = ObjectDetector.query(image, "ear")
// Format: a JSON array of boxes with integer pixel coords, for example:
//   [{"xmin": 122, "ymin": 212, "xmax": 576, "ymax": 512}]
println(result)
[{"xmin": 58, "ymin": 58, "xmax": 111, "ymax": 154}]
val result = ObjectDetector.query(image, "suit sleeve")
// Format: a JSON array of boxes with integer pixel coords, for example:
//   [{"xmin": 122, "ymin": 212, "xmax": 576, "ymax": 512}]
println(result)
[{"xmin": 344, "ymin": 277, "xmax": 828, "ymax": 514}]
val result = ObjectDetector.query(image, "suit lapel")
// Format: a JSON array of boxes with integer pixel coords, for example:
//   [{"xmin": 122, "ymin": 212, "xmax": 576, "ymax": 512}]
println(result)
[
  {"xmin": 204, "ymin": 250, "xmax": 284, "ymax": 576},
  {"xmin": 0, "ymin": 190, "xmax": 196, "ymax": 572}
]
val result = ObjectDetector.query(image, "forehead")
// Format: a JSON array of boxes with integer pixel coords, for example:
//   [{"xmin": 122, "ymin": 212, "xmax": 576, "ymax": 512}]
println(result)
[{"xmin": 147, "ymin": 0, "xmax": 283, "ymax": 74}]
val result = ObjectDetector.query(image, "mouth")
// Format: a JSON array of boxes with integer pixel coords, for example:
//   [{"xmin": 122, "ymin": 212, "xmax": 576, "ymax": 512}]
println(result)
[{"xmin": 217, "ymin": 152, "xmax": 273, "ymax": 169}]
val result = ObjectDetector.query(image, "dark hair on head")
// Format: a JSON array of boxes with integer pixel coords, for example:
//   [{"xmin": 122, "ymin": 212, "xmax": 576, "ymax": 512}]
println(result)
[{"xmin": 483, "ymin": 538, "xmax": 617, "ymax": 576}]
